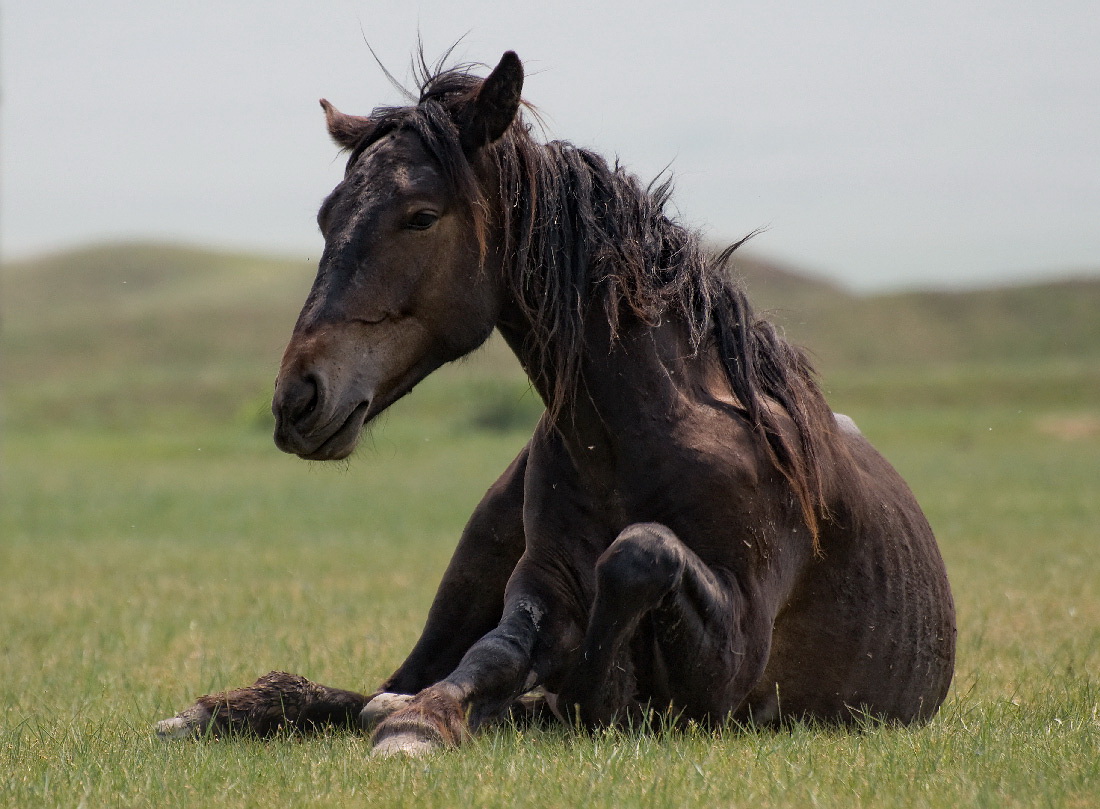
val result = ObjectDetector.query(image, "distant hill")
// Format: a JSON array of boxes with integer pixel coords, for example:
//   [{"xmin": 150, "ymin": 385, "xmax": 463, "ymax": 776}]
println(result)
[
  {"xmin": 4, "ymin": 243, "xmax": 311, "ymax": 428},
  {"xmin": 729, "ymin": 252, "xmax": 852, "ymax": 314},
  {"xmin": 4, "ymin": 242, "xmax": 1098, "ymax": 428},
  {"xmin": 771, "ymin": 275, "xmax": 1100, "ymax": 368}
]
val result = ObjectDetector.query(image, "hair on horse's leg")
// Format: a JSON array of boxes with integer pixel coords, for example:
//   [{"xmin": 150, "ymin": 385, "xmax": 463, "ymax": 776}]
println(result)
[{"xmin": 155, "ymin": 671, "xmax": 372, "ymax": 738}]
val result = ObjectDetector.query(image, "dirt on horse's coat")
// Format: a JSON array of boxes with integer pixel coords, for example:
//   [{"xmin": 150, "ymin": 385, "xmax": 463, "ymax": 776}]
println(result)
[{"xmin": 157, "ymin": 51, "xmax": 955, "ymax": 755}]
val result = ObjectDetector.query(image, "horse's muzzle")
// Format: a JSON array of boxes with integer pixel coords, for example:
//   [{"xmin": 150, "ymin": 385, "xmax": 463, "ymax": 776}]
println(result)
[{"xmin": 272, "ymin": 371, "xmax": 367, "ymax": 460}]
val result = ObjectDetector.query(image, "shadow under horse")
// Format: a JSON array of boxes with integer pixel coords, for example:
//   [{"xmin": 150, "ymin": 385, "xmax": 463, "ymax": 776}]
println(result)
[{"xmin": 157, "ymin": 51, "xmax": 955, "ymax": 755}]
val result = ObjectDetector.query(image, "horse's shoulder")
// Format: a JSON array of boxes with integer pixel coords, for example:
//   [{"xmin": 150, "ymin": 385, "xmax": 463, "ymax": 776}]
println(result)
[{"xmin": 668, "ymin": 405, "xmax": 776, "ymax": 483}]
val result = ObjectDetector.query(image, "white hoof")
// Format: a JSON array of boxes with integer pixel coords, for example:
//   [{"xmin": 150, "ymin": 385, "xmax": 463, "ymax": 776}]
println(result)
[
  {"xmin": 371, "ymin": 731, "xmax": 441, "ymax": 758},
  {"xmin": 154, "ymin": 704, "xmax": 211, "ymax": 740},
  {"xmin": 360, "ymin": 692, "xmax": 414, "ymax": 731},
  {"xmin": 155, "ymin": 716, "xmax": 195, "ymax": 739}
]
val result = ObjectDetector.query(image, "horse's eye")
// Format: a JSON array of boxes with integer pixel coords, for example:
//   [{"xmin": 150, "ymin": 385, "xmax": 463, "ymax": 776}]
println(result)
[{"xmin": 405, "ymin": 210, "xmax": 439, "ymax": 231}]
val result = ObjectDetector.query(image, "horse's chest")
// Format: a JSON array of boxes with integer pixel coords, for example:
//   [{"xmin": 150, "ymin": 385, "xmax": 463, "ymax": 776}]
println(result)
[{"xmin": 524, "ymin": 448, "xmax": 723, "ymax": 549}]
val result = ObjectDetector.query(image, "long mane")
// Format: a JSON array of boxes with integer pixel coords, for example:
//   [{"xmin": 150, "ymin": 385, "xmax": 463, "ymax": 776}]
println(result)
[{"xmin": 351, "ymin": 62, "xmax": 849, "ymax": 542}]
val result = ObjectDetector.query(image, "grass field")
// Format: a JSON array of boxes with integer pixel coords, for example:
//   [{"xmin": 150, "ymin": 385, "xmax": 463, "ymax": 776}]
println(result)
[{"xmin": 2, "ymin": 245, "xmax": 1098, "ymax": 807}]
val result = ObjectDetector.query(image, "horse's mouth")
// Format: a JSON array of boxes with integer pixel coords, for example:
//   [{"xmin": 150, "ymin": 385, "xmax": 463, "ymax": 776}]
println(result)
[
  {"xmin": 281, "ymin": 401, "xmax": 371, "ymax": 461},
  {"xmin": 274, "ymin": 345, "xmax": 443, "ymax": 462},
  {"xmin": 279, "ymin": 373, "xmax": 421, "ymax": 461}
]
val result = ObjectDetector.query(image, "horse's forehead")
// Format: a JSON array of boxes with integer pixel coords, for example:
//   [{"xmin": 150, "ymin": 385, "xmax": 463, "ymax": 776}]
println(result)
[{"xmin": 350, "ymin": 129, "xmax": 444, "ymax": 189}]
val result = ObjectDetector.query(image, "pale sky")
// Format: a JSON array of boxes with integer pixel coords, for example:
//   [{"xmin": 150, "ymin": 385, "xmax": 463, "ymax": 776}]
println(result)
[{"xmin": 3, "ymin": 0, "xmax": 1098, "ymax": 289}]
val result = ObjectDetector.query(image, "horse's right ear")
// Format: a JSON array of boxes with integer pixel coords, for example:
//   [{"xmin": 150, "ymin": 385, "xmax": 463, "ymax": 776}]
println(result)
[
  {"xmin": 458, "ymin": 51, "xmax": 524, "ymax": 154},
  {"xmin": 320, "ymin": 99, "xmax": 375, "ymax": 150}
]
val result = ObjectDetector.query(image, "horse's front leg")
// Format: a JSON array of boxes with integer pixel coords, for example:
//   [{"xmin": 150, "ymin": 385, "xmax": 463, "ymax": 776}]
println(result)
[{"xmin": 370, "ymin": 565, "xmax": 580, "ymax": 756}]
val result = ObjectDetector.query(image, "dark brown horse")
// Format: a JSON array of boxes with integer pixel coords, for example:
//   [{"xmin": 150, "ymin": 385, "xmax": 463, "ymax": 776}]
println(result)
[{"xmin": 157, "ymin": 52, "xmax": 955, "ymax": 755}]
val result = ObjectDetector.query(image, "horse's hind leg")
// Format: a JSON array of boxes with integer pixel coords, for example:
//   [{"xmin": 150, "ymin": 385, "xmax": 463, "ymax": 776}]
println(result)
[
  {"xmin": 556, "ymin": 522, "xmax": 766, "ymax": 727},
  {"xmin": 155, "ymin": 671, "xmax": 371, "ymax": 738}
]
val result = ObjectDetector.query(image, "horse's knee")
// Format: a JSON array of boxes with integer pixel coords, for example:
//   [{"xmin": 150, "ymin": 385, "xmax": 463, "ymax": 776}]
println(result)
[{"xmin": 596, "ymin": 522, "xmax": 686, "ymax": 604}]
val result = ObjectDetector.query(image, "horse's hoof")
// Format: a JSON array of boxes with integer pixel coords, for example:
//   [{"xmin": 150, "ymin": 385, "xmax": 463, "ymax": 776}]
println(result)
[
  {"xmin": 360, "ymin": 692, "xmax": 414, "ymax": 731},
  {"xmin": 370, "ymin": 715, "xmax": 448, "ymax": 758},
  {"xmin": 154, "ymin": 703, "xmax": 212, "ymax": 740},
  {"xmin": 371, "ymin": 730, "xmax": 442, "ymax": 758}
]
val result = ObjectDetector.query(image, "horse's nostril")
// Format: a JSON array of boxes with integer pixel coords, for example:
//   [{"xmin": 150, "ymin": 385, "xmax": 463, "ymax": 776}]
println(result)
[
  {"xmin": 301, "ymin": 375, "xmax": 319, "ymax": 416},
  {"xmin": 275, "ymin": 372, "xmax": 323, "ymax": 430}
]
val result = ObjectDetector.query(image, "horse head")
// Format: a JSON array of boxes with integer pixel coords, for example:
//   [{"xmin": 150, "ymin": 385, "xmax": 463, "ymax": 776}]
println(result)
[{"xmin": 272, "ymin": 52, "xmax": 524, "ymax": 460}]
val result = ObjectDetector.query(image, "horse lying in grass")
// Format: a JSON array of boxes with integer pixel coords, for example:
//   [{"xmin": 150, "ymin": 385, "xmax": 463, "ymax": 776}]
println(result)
[{"xmin": 157, "ymin": 51, "xmax": 955, "ymax": 755}]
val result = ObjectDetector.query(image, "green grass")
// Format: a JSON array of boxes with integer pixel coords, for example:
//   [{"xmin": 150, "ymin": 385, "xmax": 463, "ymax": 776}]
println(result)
[
  {"xmin": 3, "ymin": 378, "xmax": 1098, "ymax": 808},
  {"xmin": 2, "ymin": 244, "xmax": 1098, "ymax": 806}
]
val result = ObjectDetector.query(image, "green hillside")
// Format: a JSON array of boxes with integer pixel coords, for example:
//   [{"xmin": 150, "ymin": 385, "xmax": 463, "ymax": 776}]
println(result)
[
  {"xmin": 775, "ymin": 277, "xmax": 1100, "ymax": 367},
  {"xmin": 4, "ymin": 242, "xmax": 1098, "ymax": 430},
  {"xmin": 4, "ymin": 244, "xmax": 311, "ymax": 428}
]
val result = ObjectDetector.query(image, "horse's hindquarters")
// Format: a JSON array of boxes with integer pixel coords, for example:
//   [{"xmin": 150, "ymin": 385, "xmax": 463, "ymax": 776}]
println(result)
[{"xmin": 748, "ymin": 513, "xmax": 955, "ymax": 725}]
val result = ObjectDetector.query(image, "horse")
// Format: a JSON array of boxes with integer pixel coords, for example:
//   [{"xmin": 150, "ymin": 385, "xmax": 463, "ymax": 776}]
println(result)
[{"xmin": 157, "ymin": 51, "xmax": 956, "ymax": 755}]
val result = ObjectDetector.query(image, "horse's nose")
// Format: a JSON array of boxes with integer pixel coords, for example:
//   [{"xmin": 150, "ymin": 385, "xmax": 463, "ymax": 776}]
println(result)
[{"xmin": 272, "ymin": 372, "xmax": 321, "ymax": 452}]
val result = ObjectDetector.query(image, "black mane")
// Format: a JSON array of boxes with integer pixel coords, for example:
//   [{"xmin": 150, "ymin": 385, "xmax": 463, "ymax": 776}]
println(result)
[{"xmin": 348, "ymin": 63, "xmax": 847, "ymax": 541}]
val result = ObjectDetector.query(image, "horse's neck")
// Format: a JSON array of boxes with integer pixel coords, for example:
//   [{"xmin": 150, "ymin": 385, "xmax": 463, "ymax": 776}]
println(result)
[{"xmin": 500, "ymin": 309, "xmax": 714, "ymax": 458}]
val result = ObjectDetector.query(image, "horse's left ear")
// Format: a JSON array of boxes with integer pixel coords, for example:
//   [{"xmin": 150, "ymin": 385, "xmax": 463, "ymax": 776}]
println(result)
[
  {"xmin": 458, "ymin": 51, "xmax": 524, "ymax": 154},
  {"xmin": 320, "ymin": 99, "xmax": 375, "ymax": 150}
]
